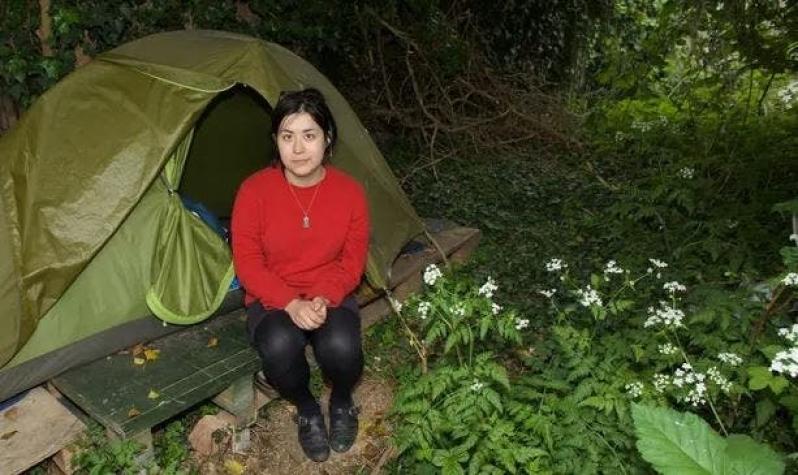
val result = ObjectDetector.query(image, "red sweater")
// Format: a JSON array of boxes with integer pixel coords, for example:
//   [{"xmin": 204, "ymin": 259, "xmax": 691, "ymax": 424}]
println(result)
[{"xmin": 231, "ymin": 166, "xmax": 370, "ymax": 309}]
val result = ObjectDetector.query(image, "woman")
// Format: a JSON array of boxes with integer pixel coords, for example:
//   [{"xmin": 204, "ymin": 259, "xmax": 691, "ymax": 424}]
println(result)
[{"xmin": 231, "ymin": 88, "xmax": 369, "ymax": 462}]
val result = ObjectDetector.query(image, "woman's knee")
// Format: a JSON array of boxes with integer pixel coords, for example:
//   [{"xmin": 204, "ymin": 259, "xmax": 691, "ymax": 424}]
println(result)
[
  {"xmin": 253, "ymin": 317, "xmax": 306, "ymax": 364},
  {"xmin": 314, "ymin": 310, "xmax": 363, "ymax": 365}
]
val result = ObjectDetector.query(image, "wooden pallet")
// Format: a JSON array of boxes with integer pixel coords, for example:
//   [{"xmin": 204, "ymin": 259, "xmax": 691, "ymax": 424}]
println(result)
[
  {"xmin": 0, "ymin": 387, "xmax": 86, "ymax": 475},
  {"xmin": 51, "ymin": 310, "xmax": 258, "ymax": 466},
  {"xmin": 46, "ymin": 222, "xmax": 480, "ymax": 469}
]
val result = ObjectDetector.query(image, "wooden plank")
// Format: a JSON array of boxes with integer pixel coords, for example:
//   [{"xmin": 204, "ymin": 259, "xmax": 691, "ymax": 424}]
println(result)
[
  {"xmin": 0, "ymin": 387, "xmax": 86, "ymax": 475},
  {"xmin": 52, "ymin": 311, "xmax": 260, "ymax": 438},
  {"xmin": 355, "ymin": 223, "xmax": 481, "ymax": 305},
  {"xmin": 212, "ymin": 375, "xmax": 257, "ymax": 427},
  {"xmin": 389, "ymin": 226, "xmax": 481, "ymax": 287}
]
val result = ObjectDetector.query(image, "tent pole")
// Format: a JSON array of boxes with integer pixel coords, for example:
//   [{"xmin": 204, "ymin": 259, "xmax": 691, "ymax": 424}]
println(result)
[{"xmin": 423, "ymin": 227, "xmax": 449, "ymax": 268}]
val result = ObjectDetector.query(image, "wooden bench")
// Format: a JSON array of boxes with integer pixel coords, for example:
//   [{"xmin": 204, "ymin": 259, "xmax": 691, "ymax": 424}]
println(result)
[{"xmin": 46, "ymin": 220, "xmax": 480, "ymax": 469}]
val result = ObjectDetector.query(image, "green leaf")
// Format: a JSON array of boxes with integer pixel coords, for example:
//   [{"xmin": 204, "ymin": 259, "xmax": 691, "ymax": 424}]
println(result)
[
  {"xmin": 484, "ymin": 388, "xmax": 503, "ymax": 413},
  {"xmin": 772, "ymin": 199, "xmax": 798, "ymax": 215},
  {"xmin": 444, "ymin": 332, "xmax": 459, "ymax": 354},
  {"xmin": 748, "ymin": 367, "xmax": 773, "ymax": 391},
  {"xmin": 488, "ymin": 366, "xmax": 510, "ymax": 390},
  {"xmin": 614, "ymin": 299, "xmax": 635, "ymax": 313},
  {"xmin": 725, "ymin": 434, "xmax": 784, "ymax": 475},
  {"xmin": 590, "ymin": 273, "xmax": 602, "ymax": 289},
  {"xmin": 631, "ymin": 403, "xmax": 727, "ymax": 474},
  {"xmin": 760, "ymin": 345, "xmax": 784, "ymax": 360},
  {"xmin": 778, "ymin": 395, "xmax": 798, "ymax": 412},
  {"xmin": 631, "ymin": 344, "xmax": 645, "ymax": 362},
  {"xmin": 781, "ymin": 247, "xmax": 798, "ymax": 269},
  {"xmin": 769, "ymin": 376, "xmax": 789, "ymax": 395}
]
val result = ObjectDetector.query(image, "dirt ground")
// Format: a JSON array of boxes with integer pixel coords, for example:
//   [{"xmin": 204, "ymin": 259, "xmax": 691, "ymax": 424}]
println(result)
[{"xmin": 193, "ymin": 371, "xmax": 396, "ymax": 474}]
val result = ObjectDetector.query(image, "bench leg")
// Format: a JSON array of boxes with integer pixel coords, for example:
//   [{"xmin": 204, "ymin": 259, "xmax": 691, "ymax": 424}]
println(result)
[{"xmin": 212, "ymin": 375, "xmax": 256, "ymax": 453}]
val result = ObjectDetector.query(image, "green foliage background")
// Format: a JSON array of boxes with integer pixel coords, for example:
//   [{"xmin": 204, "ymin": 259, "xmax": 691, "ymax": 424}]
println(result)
[{"xmin": 3, "ymin": 0, "xmax": 798, "ymax": 473}]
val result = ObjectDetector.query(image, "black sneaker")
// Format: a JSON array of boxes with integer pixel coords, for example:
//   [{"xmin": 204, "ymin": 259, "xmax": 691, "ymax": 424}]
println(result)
[
  {"xmin": 329, "ymin": 405, "xmax": 359, "ymax": 453},
  {"xmin": 294, "ymin": 412, "xmax": 330, "ymax": 462}
]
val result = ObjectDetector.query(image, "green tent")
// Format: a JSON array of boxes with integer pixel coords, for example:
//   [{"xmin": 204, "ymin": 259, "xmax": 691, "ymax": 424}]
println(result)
[{"xmin": 0, "ymin": 30, "xmax": 424, "ymax": 401}]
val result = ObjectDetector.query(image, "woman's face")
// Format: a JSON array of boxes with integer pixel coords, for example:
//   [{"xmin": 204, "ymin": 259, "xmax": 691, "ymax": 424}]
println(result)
[{"xmin": 276, "ymin": 112, "xmax": 327, "ymax": 185}]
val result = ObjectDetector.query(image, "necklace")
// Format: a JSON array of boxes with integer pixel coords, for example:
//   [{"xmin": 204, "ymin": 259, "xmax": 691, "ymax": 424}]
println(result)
[{"xmin": 286, "ymin": 172, "xmax": 323, "ymax": 229}]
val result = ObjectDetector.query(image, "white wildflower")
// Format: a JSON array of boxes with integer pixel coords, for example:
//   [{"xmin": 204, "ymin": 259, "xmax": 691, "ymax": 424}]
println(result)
[
  {"xmin": 707, "ymin": 366, "xmax": 732, "ymax": 393},
  {"xmin": 718, "ymin": 352, "xmax": 743, "ymax": 366},
  {"xmin": 678, "ymin": 167, "xmax": 695, "ymax": 179},
  {"xmin": 453, "ymin": 303, "xmax": 466, "ymax": 317},
  {"xmin": 625, "ymin": 382, "xmax": 644, "ymax": 398},
  {"xmin": 478, "ymin": 277, "xmax": 498, "ymax": 298},
  {"xmin": 782, "ymin": 272, "xmax": 798, "ymax": 287},
  {"xmin": 789, "ymin": 233, "xmax": 798, "ymax": 244},
  {"xmin": 778, "ymin": 324, "xmax": 798, "ymax": 344},
  {"xmin": 631, "ymin": 120, "xmax": 652, "ymax": 133},
  {"xmin": 771, "ymin": 348, "xmax": 798, "ymax": 378},
  {"xmin": 685, "ymin": 381, "xmax": 707, "ymax": 406},
  {"xmin": 515, "ymin": 318, "xmax": 530, "ymax": 330},
  {"xmin": 649, "ymin": 259, "xmax": 667, "ymax": 279},
  {"xmin": 663, "ymin": 281, "xmax": 687, "ymax": 293},
  {"xmin": 491, "ymin": 302, "xmax": 502, "ymax": 315},
  {"xmin": 658, "ymin": 343, "xmax": 678, "ymax": 355},
  {"xmin": 643, "ymin": 301, "xmax": 685, "ymax": 328},
  {"xmin": 417, "ymin": 301, "xmax": 431, "ymax": 320},
  {"xmin": 778, "ymin": 81, "xmax": 798, "ymax": 109},
  {"xmin": 604, "ymin": 260, "xmax": 624, "ymax": 277},
  {"xmin": 538, "ymin": 288, "xmax": 557, "ymax": 298},
  {"xmin": 545, "ymin": 258, "xmax": 567, "ymax": 272},
  {"xmin": 672, "ymin": 368, "xmax": 685, "ymax": 388},
  {"xmin": 670, "ymin": 363, "xmax": 707, "ymax": 406},
  {"xmin": 575, "ymin": 285, "xmax": 603, "ymax": 307},
  {"xmin": 652, "ymin": 373, "xmax": 669, "ymax": 393},
  {"xmin": 470, "ymin": 379, "xmax": 485, "ymax": 392},
  {"xmin": 423, "ymin": 264, "xmax": 443, "ymax": 286},
  {"xmin": 649, "ymin": 258, "xmax": 668, "ymax": 269}
]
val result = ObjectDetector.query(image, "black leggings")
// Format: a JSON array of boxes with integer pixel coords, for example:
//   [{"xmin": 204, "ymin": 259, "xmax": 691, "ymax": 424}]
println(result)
[{"xmin": 247, "ymin": 298, "xmax": 363, "ymax": 413}]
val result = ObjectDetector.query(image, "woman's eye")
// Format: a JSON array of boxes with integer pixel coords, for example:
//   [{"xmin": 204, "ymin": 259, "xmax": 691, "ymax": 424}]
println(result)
[
  {"xmin": 280, "ymin": 134, "xmax": 292, "ymax": 141},
  {"xmin": 304, "ymin": 133, "xmax": 316, "ymax": 141}
]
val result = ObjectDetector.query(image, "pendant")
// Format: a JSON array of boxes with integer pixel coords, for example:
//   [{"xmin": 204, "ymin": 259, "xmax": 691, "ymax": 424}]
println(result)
[{"xmin": 302, "ymin": 216, "xmax": 311, "ymax": 229}]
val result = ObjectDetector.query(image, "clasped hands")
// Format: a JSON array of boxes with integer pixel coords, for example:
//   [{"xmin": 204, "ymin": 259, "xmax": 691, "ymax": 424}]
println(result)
[{"xmin": 285, "ymin": 296, "xmax": 331, "ymax": 330}]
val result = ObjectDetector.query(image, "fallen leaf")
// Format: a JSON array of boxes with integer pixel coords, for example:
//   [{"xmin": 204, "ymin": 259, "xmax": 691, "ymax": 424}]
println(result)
[
  {"xmin": 131, "ymin": 343, "xmax": 145, "ymax": 357},
  {"xmin": 133, "ymin": 357, "xmax": 146, "ymax": 366},
  {"xmin": 128, "ymin": 407, "xmax": 140, "ymax": 418},
  {"xmin": 223, "ymin": 459, "xmax": 245, "ymax": 475},
  {"xmin": 1, "ymin": 430, "xmax": 18, "ymax": 440},
  {"xmin": 148, "ymin": 389, "xmax": 160, "ymax": 400},
  {"xmin": 3, "ymin": 407, "xmax": 19, "ymax": 421},
  {"xmin": 207, "ymin": 337, "xmax": 219, "ymax": 348},
  {"xmin": 144, "ymin": 348, "xmax": 160, "ymax": 361}
]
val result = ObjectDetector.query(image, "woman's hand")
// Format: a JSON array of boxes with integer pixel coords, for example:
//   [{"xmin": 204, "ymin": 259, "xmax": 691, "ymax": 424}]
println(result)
[
  {"xmin": 311, "ymin": 296, "xmax": 330, "ymax": 320},
  {"xmin": 285, "ymin": 298, "xmax": 326, "ymax": 330}
]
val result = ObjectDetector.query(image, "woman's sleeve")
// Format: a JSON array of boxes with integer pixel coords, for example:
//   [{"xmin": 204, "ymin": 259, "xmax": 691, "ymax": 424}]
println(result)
[
  {"xmin": 309, "ymin": 183, "xmax": 370, "ymax": 307},
  {"xmin": 231, "ymin": 182, "xmax": 298, "ymax": 309}
]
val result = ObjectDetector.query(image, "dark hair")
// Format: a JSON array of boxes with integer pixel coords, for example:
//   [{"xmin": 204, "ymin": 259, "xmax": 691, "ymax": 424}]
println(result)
[{"xmin": 270, "ymin": 88, "xmax": 337, "ymax": 166}]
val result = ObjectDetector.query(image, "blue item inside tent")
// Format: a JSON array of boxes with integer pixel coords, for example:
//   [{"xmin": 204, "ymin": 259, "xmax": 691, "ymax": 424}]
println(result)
[{"xmin": 180, "ymin": 195, "xmax": 239, "ymax": 290}]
